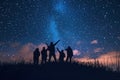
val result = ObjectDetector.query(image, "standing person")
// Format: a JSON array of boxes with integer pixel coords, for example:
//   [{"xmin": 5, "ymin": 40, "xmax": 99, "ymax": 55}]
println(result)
[
  {"xmin": 57, "ymin": 48, "xmax": 65, "ymax": 62},
  {"xmin": 66, "ymin": 46, "xmax": 73, "ymax": 62},
  {"xmin": 33, "ymin": 48, "xmax": 40, "ymax": 64},
  {"xmin": 41, "ymin": 47, "xmax": 47, "ymax": 64},
  {"xmin": 46, "ymin": 40, "xmax": 60, "ymax": 62}
]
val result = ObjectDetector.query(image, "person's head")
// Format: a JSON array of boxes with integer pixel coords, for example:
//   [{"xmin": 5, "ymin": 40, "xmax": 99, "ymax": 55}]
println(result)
[
  {"xmin": 68, "ymin": 46, "xmax": 71, "ymax": 49},
  {"xmin": 43, "ymin": 47, "xmax": 45, "ymax": 50},
  {"xmin": 61, "ymin": 50, "xmax": 64, "ymax": 52},
  {"xmin": 36, "ymin": 48, "xmax": 39, "ymax": 51},
  {"xmin": 50, "ymin": 42, "xmax": 53, "ymax": 45}
]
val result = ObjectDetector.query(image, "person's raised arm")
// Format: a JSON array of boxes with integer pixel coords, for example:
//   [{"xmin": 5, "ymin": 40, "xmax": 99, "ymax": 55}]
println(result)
[
  {"xmin": 45, "ymin": 43, "xmax": 49, "ymax": 50},
  {"xmin": 57, "ymin": 48, "xmax": 60, "ymax": 53},
  {"xmin": 54, "ymin": 40, "xmax": 60, "ymax": 46}
]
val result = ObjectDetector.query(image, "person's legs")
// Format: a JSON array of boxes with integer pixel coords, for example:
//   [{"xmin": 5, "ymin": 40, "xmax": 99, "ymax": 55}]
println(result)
[
  {"xmin": 45, "ymin": 57, "xmax": 47, "ymax": 63},
  {"xmin": 33, "ymin": 58, "xmax": 35, "ymax": 64},
  {"xmin": 70, "ymin": 57, "xmax": 72, "ymax": 63},
  {"xmin": 49, "ymin": 54, "xmax": 52, "ymax": 62},
  {"xmin": 43, "ymin": 57, "xmax": 46, "ymax": 64},
  {"xmin": 66, "ymin": 56, "xmax": 69, "ymax": 62},
  {"xmin": 53, "ymin": 54, "xmax": 56, "ymax": 62},
  {"xmin": 34, "ymin": 57, "xmax": 37, "ymax": 64},
  {"xmin": 62, "ymin": 58, "xmax": 64, "ymax": 62},
  {"xmin": 41, "ymin": 57, "xmax": 44, "ymax": 64},
  {"xmin": 36, "ymin": 57, "xmax": 39, "ymax": 64}
]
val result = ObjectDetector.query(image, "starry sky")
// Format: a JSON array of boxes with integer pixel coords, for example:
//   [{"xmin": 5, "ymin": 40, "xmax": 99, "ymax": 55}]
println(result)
[{"xmin": 0, "ymin": 0, "xmax": 120, "ymax": 61}]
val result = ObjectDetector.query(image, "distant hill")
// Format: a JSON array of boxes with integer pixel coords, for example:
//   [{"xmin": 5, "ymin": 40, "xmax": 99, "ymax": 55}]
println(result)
[{"xmin": 0, "ymin": 62, "xmax": 119, "ymax": 80}]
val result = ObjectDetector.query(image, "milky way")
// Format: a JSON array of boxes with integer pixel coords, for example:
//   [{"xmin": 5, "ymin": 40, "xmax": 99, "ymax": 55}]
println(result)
[{"xmin": 0, "ymin": 0, "xmax": 120, "ymax": 60}]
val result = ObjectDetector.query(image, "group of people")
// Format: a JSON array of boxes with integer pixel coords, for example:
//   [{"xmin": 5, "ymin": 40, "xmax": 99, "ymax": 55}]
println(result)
[{"xmin": 33, "ymin": 40, "xmax": 73, "ymax": 64}]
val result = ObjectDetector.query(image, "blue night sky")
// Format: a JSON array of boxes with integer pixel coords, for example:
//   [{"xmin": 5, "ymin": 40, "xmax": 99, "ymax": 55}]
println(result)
[{"xmin": 0, "ymin": 0, "xmax": 120, "ymax": 61}]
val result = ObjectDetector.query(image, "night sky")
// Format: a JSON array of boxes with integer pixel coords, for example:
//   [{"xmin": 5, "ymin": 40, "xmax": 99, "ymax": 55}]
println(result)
[{"xmin": 0, "ymin": 0, "xmax": 120, "ymax": 62}]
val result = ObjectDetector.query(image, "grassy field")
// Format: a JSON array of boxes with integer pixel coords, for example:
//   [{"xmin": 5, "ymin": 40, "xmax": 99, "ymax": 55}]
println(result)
[{"xmin": 0, "ymin": 62, "xmax": 119, "ymax": 80}]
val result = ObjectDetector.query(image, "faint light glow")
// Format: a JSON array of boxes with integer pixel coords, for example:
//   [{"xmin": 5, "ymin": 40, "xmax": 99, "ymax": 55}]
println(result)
[
  {"xmin": 94, "ymin": 48, "xmax": 103, "ymax": 53},
  {"xmin": 54, "ymin": 1, "xmax": 65, "ymax": 13},
  {"xmin": 50, "ymin": 17, "xmax": 59, "ymax": 42},
  {"xmin": 73, "ymin": 49, "xmax": 81, "ymax": 56},
  {"xmin": 91, "ymin": 40, "xmax": 98, "ymax": 44},
  {"xmin": 49, "ymin": 17, "xmax": 64, "ymax": 49}
]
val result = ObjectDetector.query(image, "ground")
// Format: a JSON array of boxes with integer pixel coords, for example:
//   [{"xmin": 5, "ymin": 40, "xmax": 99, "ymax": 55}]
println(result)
[{"xmin": 0, "ymin": 62, "xmax": 119, "ymax": 80}]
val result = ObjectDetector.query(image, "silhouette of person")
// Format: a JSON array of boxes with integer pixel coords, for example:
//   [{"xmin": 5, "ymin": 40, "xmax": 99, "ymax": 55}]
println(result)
[
  {"xmin": 41, "ymin": 47, "xmax": 47, "ymax": 64},
  {"xmin": 57, "ymin": 48, "xmax": 65, "ymax": 62},
  {"xmin": 33, "ymin": 48, "xmax": 40, "ymax": 64},
  {"xmin": 66, "ymin": 46, "xmax": 73, "ymax": 62},
  {"xmin": 46, "ymin": 40, "xmax": 60, "ymax": 62}
]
